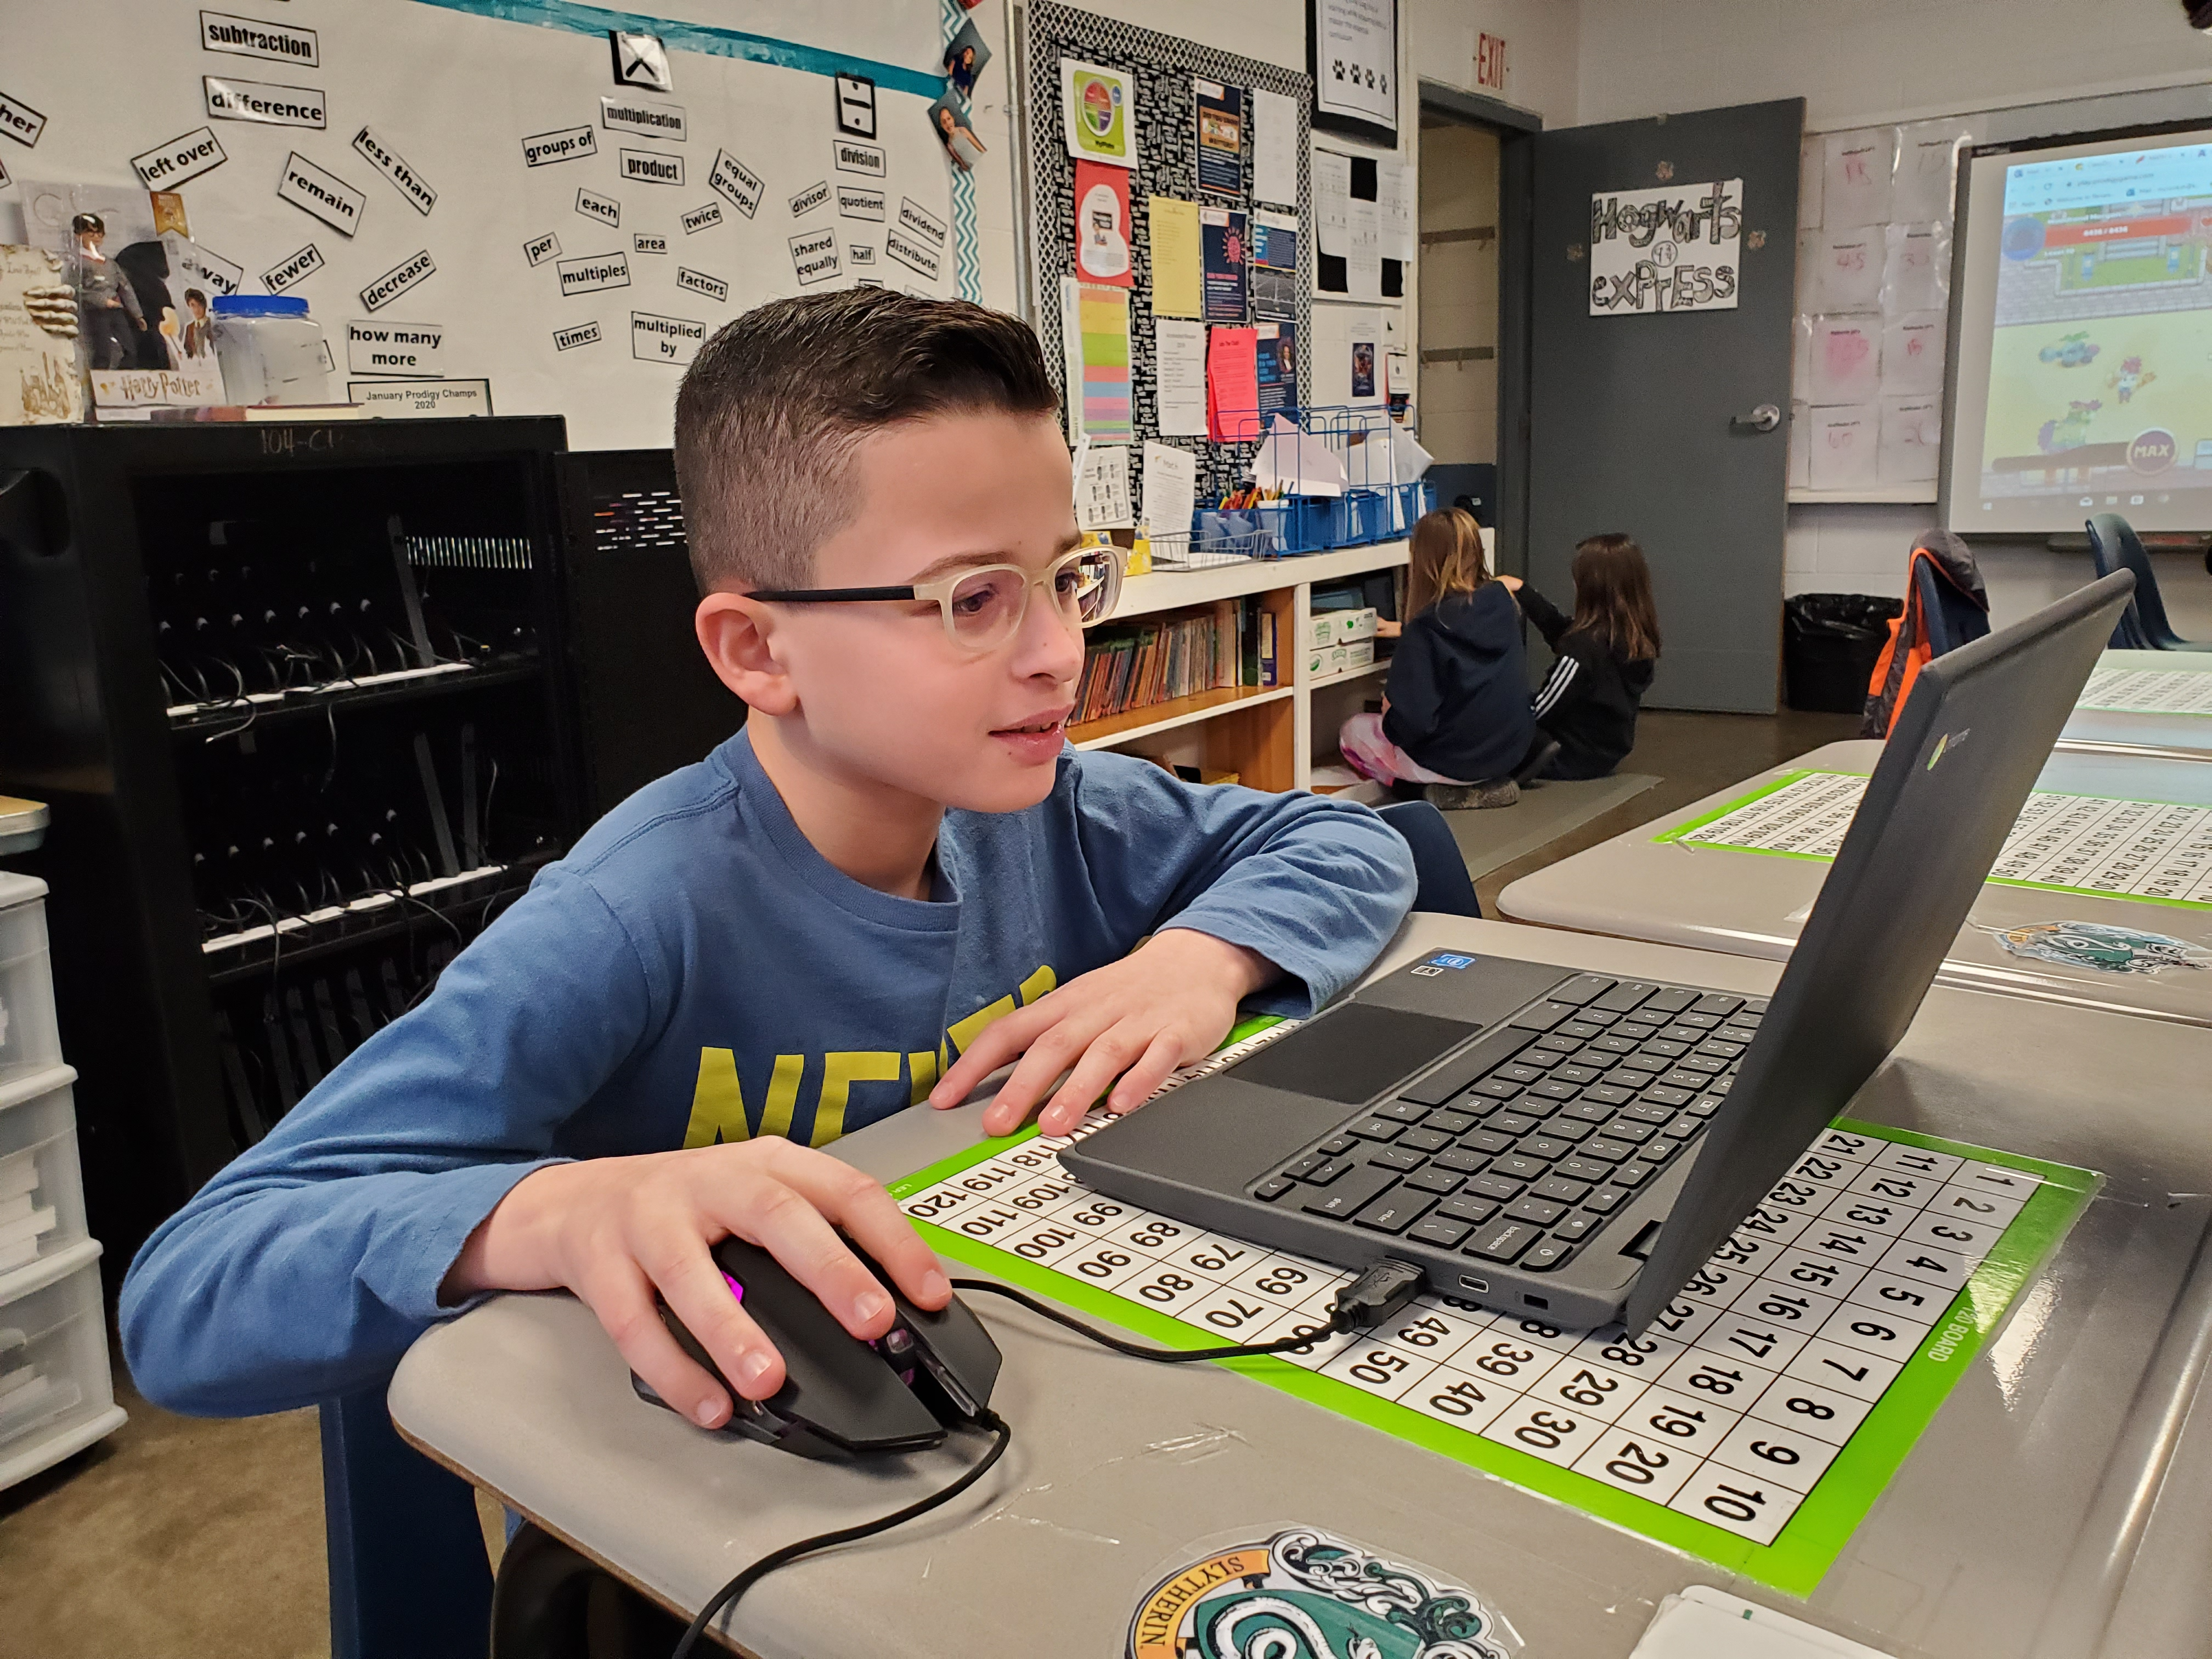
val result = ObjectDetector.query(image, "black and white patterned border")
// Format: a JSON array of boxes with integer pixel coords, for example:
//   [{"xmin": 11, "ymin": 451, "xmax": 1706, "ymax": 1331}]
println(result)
[{"xmin": 1026, "ymin": 1, "xmax": 1313, "ymax": 504}]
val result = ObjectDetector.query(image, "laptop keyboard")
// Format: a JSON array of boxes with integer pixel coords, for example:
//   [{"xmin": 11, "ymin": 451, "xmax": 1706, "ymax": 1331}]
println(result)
[{"xmin": 1251, "ymin": 975, "xmax": 1766, "ymax": 1274}]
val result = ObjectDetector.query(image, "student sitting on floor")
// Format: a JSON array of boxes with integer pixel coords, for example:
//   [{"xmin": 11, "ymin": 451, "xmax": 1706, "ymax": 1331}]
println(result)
[
  {"xmin": 120, "ymin": 291, "xmax": 1415, "ymax": 1431},
  {"xmin": 1339, "ymin": 507, "xmax": 1541, "ymax": 810},
  {"xmin": 1499, "ymin": 532, "xmax": 1661, "ymax": 781}
]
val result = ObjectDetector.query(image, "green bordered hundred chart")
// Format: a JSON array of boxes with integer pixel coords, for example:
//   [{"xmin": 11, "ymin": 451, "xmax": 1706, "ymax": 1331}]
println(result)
[
  {"xmin": 891, "ymin": 1054, "xmax": 2094, "ymax": 1596},
  {"xmin": 1655, "ymin": 769, "xmax": 2212, "ymax": 910}
]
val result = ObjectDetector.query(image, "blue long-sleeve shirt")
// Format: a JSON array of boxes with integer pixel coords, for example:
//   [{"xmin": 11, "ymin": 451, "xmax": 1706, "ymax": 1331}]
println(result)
[{"xmin": 120, "ymin": 729, "xmax": 1415, "ymax": 1415}]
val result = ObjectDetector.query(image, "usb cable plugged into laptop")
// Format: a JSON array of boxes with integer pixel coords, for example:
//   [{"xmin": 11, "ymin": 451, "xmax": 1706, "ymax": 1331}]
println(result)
[
  {"xmin": 668, "ymin": 1260, "xmax": 1426, "ymax": 1657},
  {"xmin": 951, "ymin": 1256, "xmax": 1427, "ymax": 1362}
]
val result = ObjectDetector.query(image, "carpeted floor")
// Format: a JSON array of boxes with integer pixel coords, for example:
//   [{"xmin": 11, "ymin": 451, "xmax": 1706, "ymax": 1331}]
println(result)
[{"xmin": 0, "ymin": 705, "xmax": 1861, "ymax": 1658}]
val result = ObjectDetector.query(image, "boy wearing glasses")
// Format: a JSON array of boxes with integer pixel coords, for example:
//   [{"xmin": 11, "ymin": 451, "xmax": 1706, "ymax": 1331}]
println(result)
[{"xmin": 122, "ymin": 291, "xmax": 1414, "ymax": 1431}]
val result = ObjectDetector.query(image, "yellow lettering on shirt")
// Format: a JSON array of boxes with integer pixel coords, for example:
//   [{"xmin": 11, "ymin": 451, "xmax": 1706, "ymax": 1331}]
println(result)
[
  {"xmin": 1018, "ymin": 964, "xmax": 1057, "ymax": 1005},
  {"xmin": 682, "ymin": 1048, "xmax": 750, "ymax": 1149},
  {"xmin": 946, "ymin": 994, "xmax": 1016, "ymax": 1056},
  {"xmin": 812, "ymin": 1051, "xmax": 901, "ymax": 1146},
  {"xmin": 755, "ymin": 1053, "xmax": 806, "ymax": 1140},
  {"xmin": 908, "ymin": 1048, "xmax": 940, "ymax": 1104}
]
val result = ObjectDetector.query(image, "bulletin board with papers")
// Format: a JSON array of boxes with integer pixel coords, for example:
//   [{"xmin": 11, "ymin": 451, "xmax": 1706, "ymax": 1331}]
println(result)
[
  {"xmin": 1791, "ymin": 120, "xmax": 1974, "ymax": 498},
  {"xmin": 1024, "ymin": 1, "xmax": 1312, "ymax": 514}
]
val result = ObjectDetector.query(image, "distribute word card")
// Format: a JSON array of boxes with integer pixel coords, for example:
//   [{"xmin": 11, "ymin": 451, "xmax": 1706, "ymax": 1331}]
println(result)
[
  {"xmin": 1659, "ymin": 770, "xmax": 2212, "ymax": 909},
  {"xmin": 2077, "ymin": 667, "xmax": 2212, "ymax": 717},
  {"xmin": 893, "ymin": 1085, "xmax": 2092, "ymax": 1594}
]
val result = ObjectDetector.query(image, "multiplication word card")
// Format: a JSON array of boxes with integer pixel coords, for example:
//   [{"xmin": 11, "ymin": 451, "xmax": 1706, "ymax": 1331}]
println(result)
[
  {"xmin": 1658, "ymin": 770, "xmax": 2212, "ymax": 908},
  {"xmin": 892, "ymin": 1113, "xmax": 2092, "ymax": 1594}
]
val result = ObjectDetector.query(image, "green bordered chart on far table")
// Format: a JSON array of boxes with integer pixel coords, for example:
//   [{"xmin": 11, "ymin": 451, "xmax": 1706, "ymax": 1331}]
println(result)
[
  {"xmin": 1654, "ymin": 769, "xmax": 2212, "ymax": 910},
  {"xmin": 890, "ymin": 1088, "xmax": 2096, "ymax": 1596}
]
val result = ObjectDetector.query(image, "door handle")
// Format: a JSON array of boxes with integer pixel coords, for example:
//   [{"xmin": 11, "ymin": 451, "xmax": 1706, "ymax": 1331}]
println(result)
[{"xmin": 1730, "ymin": 404, "xmax": 1782, "ymax": 434}]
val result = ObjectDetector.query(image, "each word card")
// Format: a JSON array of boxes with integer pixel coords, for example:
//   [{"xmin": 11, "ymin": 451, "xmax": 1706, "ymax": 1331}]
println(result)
[
  {"xmin": 1661, "ymin": 770, "xmax": 2212, "ymax": 908},
  {"xmin": 2077, "ymin": 667, "xmax": 2212, "ymax": 717},
  {"xmin": 892, "ymin": 1108, "xmax": 2092, "ymax": 1594}
]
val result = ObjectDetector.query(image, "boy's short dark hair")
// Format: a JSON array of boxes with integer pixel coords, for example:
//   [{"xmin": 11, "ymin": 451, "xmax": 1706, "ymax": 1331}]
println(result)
[{"xmin": 674, "ymin": 290, "xmax": 1058, "ymax": 592}]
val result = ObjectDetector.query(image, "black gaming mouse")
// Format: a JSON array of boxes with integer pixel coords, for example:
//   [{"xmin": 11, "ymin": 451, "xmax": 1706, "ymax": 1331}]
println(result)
[{"xmin": 630, "ymin": 1237, "xmax": 1002, "ymax": 1460}]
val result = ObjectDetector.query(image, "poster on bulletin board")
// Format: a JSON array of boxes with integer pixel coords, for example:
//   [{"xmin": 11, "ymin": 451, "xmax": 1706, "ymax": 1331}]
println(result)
[
  {"xmin": 1307, "ymin": 0, "xmax": 1396, "ymax": 147},
  {"xmin": 1062, "ymin": 59, "xmax": 1137, "ymax": 168}
]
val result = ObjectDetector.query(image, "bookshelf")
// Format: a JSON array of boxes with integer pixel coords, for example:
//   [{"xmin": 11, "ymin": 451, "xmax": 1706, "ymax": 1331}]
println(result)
[{"xmin": 1070, "ymin": 540, "xmax": 1410, "ymax": 792}]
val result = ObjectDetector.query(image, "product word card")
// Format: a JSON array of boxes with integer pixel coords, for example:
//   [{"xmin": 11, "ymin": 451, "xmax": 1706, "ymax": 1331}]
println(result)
[
  {"xmin": 893, "ymin": 1074, "xmax": 2092, "ymax": 1593},
  {"xmin": 1661, "ymin": 770, "xmax": 2212, "ymax": 908}
]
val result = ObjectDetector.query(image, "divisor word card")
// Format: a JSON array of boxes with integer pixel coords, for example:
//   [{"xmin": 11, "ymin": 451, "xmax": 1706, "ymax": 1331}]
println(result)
[
  {"xmin": 1658, "ymin": 769, "xmax": 2212, "ymax": 909},
  {"xmin": 893, "ymin": 1067, "xmax": 2092, "ymax": 1594}
]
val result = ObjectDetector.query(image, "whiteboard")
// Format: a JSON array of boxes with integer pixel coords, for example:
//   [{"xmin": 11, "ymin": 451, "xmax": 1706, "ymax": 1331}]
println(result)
[{"xmin": 0, "ymin": 0, "xmax": 1018, "ymax": 448}]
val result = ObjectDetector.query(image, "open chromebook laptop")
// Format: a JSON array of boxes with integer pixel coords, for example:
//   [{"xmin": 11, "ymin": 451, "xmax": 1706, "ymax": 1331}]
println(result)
[{"xmin": 1063, "ymin": 573, "xmax": 2135, "ymax": 1339}]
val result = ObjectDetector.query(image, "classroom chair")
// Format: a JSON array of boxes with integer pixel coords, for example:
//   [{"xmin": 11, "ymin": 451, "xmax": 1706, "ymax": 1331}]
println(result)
[
  {"xmin": 491, "ymin": 1522, "xmax": 686, "ymax": 1658},
  {"xmin": 1861, "ymin": 531, "xmax": 1990, "ymax": 737},
  {"xmin": 2087, "ymin": 512, "xmax": 2212, "ymax": 651},
  {"xmin": 321, "ymin": 1386, "xmax": 494, "ymax": 1659},
  {"xmin": 1375, "ymin": 800, "xmax": 1483, "ymax": 918}
]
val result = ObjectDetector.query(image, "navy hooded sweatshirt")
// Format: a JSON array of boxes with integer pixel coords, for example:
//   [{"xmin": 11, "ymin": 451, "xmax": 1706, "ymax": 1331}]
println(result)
[{"xmin": 1380, "ymin": 583, "xmax": 1536, "ymax": 783}]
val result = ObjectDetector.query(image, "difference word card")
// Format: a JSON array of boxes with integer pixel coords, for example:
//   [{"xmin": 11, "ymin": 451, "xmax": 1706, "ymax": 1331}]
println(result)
[
  {"xmin": 893, "ymin": 1102, "xmax": 2092, "ymax": 1595},
  {"xmin": 1658, "ymin": 769, "xmax": 2212, "ymax": 909}
]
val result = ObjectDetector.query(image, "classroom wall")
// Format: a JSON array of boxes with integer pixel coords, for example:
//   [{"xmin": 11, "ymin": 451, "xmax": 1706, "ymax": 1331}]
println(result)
[
  {"xmin": 1573, "ymin": 0, "xmax": 2212, "ymax": 633},
  {"xmin": 1411, "ymin": 0, "xmax": 1580, "ymax": 129}
]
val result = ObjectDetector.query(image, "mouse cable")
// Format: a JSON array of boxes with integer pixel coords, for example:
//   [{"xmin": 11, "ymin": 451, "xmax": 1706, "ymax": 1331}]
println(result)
[
  {"xmin": 952, "ymin": 1257, "xmax": 1427, "ymax": 1363},
  {"xmin": 670, "ymin": 1409, "xmax": 1014, "ymax": 1659}
]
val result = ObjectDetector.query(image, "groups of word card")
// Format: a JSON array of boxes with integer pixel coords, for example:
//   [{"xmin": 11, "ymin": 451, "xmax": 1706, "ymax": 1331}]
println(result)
[
  {"xmin": 1677, "ymin": 771, "xmax": 2212, "ymax": 905},
  {"xmin": 901, "ymin": 1118, "xmax": 2042, "ymax": 1548}
]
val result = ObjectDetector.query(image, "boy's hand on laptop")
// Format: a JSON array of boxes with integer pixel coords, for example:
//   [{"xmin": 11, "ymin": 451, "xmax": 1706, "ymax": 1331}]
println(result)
[
  {"xmin": 929, "ymin": 928, "xmax": 1277, "ymax": 1139},
  {"xmin": 440, "ymin": 1139, "xmax": 950, "ymax": 1430}
]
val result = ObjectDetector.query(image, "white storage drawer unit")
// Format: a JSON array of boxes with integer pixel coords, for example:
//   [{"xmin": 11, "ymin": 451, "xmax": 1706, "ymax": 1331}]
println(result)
[
  {"xmin": 0, "ymin": 1240, "xmax": 126, "ymax": 1489},
  {"xmin": 0, "ymin": 1066, "xmax": 87, "ymax": 1276},
  {"xmin": 0, "ymin": 870, "xmax": 126, "ymax": 1489},
  {"xmin": 0, "ymin": 876, "xmax": 61, "ymax": 1085}
]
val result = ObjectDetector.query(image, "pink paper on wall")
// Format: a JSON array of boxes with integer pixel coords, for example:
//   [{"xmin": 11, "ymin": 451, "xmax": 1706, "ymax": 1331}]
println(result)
[{"xmin": 1812, "ymin": 317, "xmax": 1881, "ymax": 404}]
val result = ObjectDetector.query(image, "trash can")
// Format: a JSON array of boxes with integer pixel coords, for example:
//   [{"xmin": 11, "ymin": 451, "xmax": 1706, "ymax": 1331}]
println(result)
[{"xmin": 1783, "ymin": 593, "xmax": 1903, "ymax": 714}]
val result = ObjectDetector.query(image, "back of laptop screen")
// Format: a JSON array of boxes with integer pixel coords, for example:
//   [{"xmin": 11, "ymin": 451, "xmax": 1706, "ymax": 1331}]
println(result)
[{"xmin": 1622, "ymin": 573, "xmax": 2132, "ymax": 1334}]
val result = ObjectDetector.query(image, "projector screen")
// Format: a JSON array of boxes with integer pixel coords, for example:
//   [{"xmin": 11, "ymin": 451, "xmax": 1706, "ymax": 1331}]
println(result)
[{"xmin": 1944, "ymin": 125, "xmax": 2212, "ymax": 534}]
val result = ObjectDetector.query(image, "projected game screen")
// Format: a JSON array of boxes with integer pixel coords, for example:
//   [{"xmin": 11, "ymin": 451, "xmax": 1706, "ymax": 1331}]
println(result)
[{"xmin": 1946, "ymin": 127, "xmax": 2212, "ymax": 534}]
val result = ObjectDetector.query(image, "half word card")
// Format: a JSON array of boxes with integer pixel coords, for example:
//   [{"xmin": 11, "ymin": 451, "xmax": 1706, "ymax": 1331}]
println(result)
[
  {"xmin": 1658, "ymin": 769, "xmax": 2212, "ymax": 909},
  {"xmin": 893, "ymin": 1078, "xmax": 2092, "ymax": 1594}
]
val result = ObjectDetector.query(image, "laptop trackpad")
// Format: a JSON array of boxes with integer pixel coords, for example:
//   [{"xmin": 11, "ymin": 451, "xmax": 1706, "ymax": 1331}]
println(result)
[{"xmin": 1229, "ymin": 1003, "xmax": 1480, "ymax": 1104}]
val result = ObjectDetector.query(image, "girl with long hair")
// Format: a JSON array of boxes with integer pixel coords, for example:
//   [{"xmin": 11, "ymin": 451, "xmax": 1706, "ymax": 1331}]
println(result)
[
  {"xmin": 1338, "ymin": 508, "xmax": 1539, "ymax": 809},
  {"xmin": 1500, "ymin": 532, "xmax": 1662, "ymax": 780}
]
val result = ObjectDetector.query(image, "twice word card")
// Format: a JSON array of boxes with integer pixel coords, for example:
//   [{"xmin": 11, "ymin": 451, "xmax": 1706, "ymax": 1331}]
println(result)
[
  {"xmin": 892, "ymin": 1107, "xmax": 2092, "ymax": 1594},
  {"xmin": 1659, "ymin": 769, "xmax": 2212, "ymax": 908}
]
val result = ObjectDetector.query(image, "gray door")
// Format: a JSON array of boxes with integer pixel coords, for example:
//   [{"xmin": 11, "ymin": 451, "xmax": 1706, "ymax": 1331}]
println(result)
[{"xmin": 1524, "ymin": 99, "xmax": 1803, "ymax": 713}]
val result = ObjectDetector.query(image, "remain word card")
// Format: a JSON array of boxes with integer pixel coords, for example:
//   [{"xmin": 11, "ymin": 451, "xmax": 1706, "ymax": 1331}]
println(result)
[
  {"xmin": 893, "ymin": 1087, "xmax": 2090, "ymax": 1594},
  {"xmin": 1660, "ymin": 770, "xmax": 2212, "ymax": 909},
  {"xmin": 2076, "ymin": 667, "xmax": 2212, "ymax": 717}
]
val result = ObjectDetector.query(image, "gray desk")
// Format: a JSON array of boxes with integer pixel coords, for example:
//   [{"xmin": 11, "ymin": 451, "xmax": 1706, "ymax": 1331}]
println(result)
[
  {"xmin": 391, "ymin": 918, "xmax": 2212, "ymax": 1658},
  {"xmin": 2058, "ymin": 648, "xmax": 2212, "ymax": 762},
  {"xmin": 1499, "ymin": 741, "xmax": 2212, "ymax": 1029}
]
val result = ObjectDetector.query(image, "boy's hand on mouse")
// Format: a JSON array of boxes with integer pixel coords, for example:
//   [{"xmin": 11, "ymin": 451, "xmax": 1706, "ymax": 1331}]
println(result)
[
  {"xmin": 441, "ymin": 1138, "xmax": 950, "ymax": 1431},
  {"xmin": 927, "ymin": 928, "xmax": 1277, "ymax": 1138}
]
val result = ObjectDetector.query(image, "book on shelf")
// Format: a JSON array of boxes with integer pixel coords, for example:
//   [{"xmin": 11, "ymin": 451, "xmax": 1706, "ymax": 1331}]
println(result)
[{"xmin": 1075, "ymin": 599, "xmax": 1259, "ymax": 726}]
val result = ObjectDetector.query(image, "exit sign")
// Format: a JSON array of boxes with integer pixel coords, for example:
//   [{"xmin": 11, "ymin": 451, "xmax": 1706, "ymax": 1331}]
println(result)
[{"xmin": 1476, "ymin": 32, "xmax": 1507, "ymax": 92}]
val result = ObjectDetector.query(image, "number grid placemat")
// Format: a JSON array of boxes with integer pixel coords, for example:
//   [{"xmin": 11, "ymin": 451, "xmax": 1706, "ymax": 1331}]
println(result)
[
  {"xmin": 2078, "ymin": 667, "xmax": 2212, "ymax": 716},
  {"xmin": 1654, "ymin": 770, "xmax": 2212, "ymax": 910},
  {"xmin": 890, "ymin": 1114, "xmax": 2094, "ymax": 1595}
]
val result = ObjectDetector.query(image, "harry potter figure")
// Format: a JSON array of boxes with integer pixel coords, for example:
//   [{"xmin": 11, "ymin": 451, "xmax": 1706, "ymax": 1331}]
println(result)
[{"xmin": 73, "ymin": 213, "xmax": 145, "ymax": 370}]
